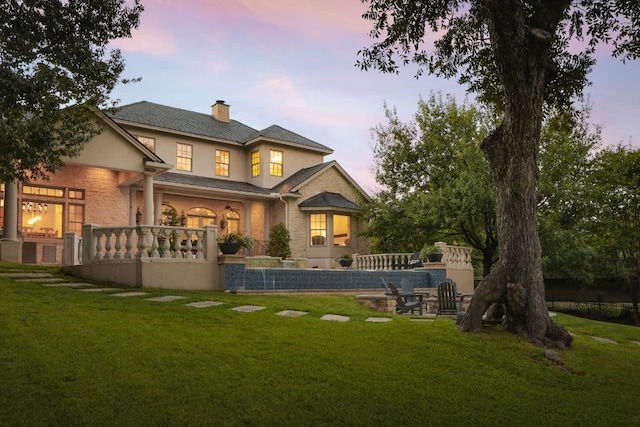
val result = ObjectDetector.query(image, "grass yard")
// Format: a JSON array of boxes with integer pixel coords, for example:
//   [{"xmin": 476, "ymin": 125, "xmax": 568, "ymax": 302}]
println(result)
[{"xmin": 1, "ymin": 263, "xmax": 640, "ymax": 426}]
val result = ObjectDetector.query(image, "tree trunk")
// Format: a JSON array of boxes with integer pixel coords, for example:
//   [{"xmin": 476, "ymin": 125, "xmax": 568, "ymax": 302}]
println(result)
[{"xmin": 458, "ymin": 1, "xmax": 573, "ymax": 348}]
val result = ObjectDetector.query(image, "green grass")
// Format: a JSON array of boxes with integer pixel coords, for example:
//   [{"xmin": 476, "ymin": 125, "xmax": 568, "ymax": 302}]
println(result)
[{"xmin": 1, "ymin": 263, "xmax": 640, "ymax": 426}]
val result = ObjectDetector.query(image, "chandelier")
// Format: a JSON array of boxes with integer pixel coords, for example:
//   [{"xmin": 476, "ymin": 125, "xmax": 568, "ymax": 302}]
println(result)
[{"xmin": 23, "ymin": 202, "xmax": 48, "ymax": 215}]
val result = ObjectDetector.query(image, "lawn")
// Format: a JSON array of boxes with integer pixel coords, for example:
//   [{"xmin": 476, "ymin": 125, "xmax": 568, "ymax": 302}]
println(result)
[{"xmin": 1, "ymin": 263, "xmax": 639, "ymax": 426}]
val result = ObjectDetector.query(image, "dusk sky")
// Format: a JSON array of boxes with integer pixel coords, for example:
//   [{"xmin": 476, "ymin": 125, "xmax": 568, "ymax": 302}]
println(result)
[{"xmin": 110, "ymin": 0, "xmax": 640, "ymax": 193}]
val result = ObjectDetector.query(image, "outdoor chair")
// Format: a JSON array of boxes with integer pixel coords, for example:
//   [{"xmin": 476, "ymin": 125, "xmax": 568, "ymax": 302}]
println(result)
[
  {"xmin": 388, "ymin": 282, "xmax": 422, "ymax": 315},
  {"xmin": 400, "ymin": 279, "xmax": 429, "ymax": 303},
  {"xmin": 407, "ymin": 252, "xmax": 423, "ymax": 269},
  {"xmin": 436, "ymin": 278, "xmax": 464, "ymax": 317}
]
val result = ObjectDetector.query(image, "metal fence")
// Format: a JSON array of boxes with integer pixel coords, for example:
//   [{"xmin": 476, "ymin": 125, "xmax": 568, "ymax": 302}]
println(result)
[{"xmin": 547, "ymin": 296, "xmax": 634, "ymax": 323}]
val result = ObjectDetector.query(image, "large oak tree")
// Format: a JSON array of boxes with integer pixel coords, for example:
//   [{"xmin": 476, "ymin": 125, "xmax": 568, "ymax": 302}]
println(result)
[
  {"xmin": 0, "ymin": 0, "xmax": 143, "ymax": 183},
  {"xmin": 358, "ymin": 0, "xmax": 640, "ymax": 347}
]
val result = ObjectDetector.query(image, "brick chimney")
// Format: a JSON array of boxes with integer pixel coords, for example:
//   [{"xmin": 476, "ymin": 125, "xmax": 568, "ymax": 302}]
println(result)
[{"xmin": 212, "ymin": 100, "xmax": 230, "ymax": 123}]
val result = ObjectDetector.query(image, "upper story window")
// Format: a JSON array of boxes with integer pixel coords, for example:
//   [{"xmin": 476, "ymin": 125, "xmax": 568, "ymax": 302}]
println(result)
[
  {"xmin": 176, "ymin": 143, "xmax": 192, "ymax": 171},
  {"xmin": 251, "ymin": 151, "xmax": 260, "ymax": 177},
  {"xmin": 215, "ymin": 150, "xmax": 230, "ymax": 177},
  {"xmin": 68, "ymin": 189, "xmax": 84, "ymax": 200},
  {"xmin": 310, "ymin": 213, "xmax": 326, "ymax": 246},
  {"xmin": 136, "ymin": 136, "xmax": 155, "ymax": 152},
  {"xmin": 270, "ymin": 150, "xmax": 283, "ymax": 176}
]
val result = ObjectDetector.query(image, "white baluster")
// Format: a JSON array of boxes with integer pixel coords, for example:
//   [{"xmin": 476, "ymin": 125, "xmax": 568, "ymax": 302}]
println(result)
[
  {"xmin": 151, "ymin": 228, "xmax": 160, "ymax": 258},
  {"xmin": 195, "ymin": 230, "xmax": 204, "ymax": 259},
  {"xmin": 124, "ymin": 229, "xmax": 133, "ymax": 258},
  {"xmin": 95, "ymin": 231, "xmax": 104, "ymax": 260},
  {"xmin": 104, "ymin": 231, "xmax": 113, "ymax": 260}
]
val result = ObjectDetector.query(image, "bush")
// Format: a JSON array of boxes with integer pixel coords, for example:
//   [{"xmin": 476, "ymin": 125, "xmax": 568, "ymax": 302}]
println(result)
[{"xmin": 268, "ymin": 223, "xmax": 291, "ymax": 258}]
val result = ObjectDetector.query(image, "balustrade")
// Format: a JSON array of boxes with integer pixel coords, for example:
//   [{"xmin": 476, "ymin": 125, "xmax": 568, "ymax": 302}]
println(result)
[
  {"xmin": 84, "ymin": 225, "xmax": 211, "ymax": 262},
  {"xmin": 354, "ymin": 243, "xmax": 473, "ymax": 271}
]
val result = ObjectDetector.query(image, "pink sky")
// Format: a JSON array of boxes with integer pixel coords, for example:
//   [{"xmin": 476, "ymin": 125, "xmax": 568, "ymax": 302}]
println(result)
[{"xmin": 110, "ymin": 0, "xmax": 640, "ymax": 193}]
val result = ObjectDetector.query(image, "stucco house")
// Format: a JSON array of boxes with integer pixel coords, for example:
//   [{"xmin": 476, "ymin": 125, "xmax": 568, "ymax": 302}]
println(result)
[{"xmin": 0, "ymin": 100, "xmax": 371, "ymax": 268}]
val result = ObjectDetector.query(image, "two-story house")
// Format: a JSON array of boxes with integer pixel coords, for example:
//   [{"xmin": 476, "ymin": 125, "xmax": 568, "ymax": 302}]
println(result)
[{"xmin": 0, "ymin": 100, "xmax": 371, "ymax": 268}]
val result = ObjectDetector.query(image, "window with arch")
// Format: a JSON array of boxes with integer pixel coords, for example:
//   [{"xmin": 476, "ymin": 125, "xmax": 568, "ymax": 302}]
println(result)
[
  {"xmin": 186, "ymin": 207, "xmax": 216, "ymax": 228},
  {"xmin": 161, "ymin": 204, "xmax": 180, "ymax": 226}
]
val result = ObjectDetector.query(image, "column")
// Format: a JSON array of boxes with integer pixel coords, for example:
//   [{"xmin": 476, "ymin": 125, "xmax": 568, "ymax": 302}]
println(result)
[
  {"xmin": 129, "ymin": 188, "xmax": 137, "ymax": 226},
  {"xmin": 143, "ymin": 172, "xmax": 154, "ymax": 225},
  {"xmin": 244, "ymin": 201, "xmax": 252, "ymax": 236},
  {"xmin": 154, "ymin": 191, "xmax": 163, "ymax": 225},
  {"xmin": 2, "ymin": 181, "xmax": 18, "ymax": 241}
]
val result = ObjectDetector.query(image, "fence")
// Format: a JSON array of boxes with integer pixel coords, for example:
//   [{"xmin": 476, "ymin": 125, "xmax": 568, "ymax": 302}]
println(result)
[{"xmin": 547, "ymin": 296, "xmax": 635, "ymax": 323}]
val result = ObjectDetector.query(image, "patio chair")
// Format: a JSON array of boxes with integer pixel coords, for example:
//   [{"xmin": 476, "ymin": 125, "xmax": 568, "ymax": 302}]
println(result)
[
  {"xmin": 388, "ymin": 282, "xmax": 422, "ymax": 315},
  {"xmin": 436, "ymin": 278, "xmax": 463, "ymax": 317},
  {"xmin": 400, "ymin": 279, "xmax": 429, "ymax": 302},
  {"xmin": 407, "ymin": 252, "xmax": 423, "ymax": 269}
]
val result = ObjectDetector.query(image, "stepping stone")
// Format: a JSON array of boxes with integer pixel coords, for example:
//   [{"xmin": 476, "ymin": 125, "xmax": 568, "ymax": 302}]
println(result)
[
  {"xmin": 42, "ymin": 283, "xmax": 94, "ymax": 288},
  {"xmin": 110, "ymin": 292, "xmax": 148, "ymax": 297},
  {"xmin": 276, "ymin": 310, "xmax": 308, "ymax": 317},
  {"xmin": 185, "ymin": 301, "xmax": 225, "ymax": 308},
  {"xmin": 0, "ymin": 272, "xmax": 54, "ymax": 278},
  {"xmin": 591, "ymin": 336, "xmax": 617, "ymax": 344},
  {"xmin": 365, "ymin": 317, "xmax": 392, "ymax": 323},
  {"xmin": 631, "ymin": 341, "xmax": 640, "ymax": 346},
  {"xmin": 410, "ymin": 318, "xmax": 435, "ymax": 322},
  {"xmin": 79, "ymin": 288, "xmax": 121, "ymax": 292},
  {"xmin": 548, "ymin": 312, "xmax": 558, "ymax": 317},
  {"xmin": 145, "ymin": 295, "xmax": 187, "ymax": 302},
  {"xmin": 231, "ymin": 305, "xmax": 266, "ymax": 313},
  {"xmin": 15, "ymin": 277, "xmax": 65, "ymax": 283},
  {"xmin": 321, "ymin": 314, "xmax": 350, "ymax": 322}
]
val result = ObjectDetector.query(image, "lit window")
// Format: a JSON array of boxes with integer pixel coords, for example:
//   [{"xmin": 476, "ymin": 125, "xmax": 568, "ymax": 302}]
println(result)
[
  {"xmin": 333, "ymin": 215, "xmax": 351, "ymax": 247},
  {"xmin": 68, "ymin": 189, "xmax": 84, "ymax": 200},
  {"xmin": 215, "ymin": 150, "xmax": 230, "ymax": 177},
  {"xmin": 225, "ymin": 211, "xmax": 240, "ymax": 234},
  {"xmin": 136, "ymin": 136, "xmax": 155, "ymax": 152},
  {"xmin": 269, "ymin": 150, "xmax": 283, "ymax": 176},
  {"xmin": 310, "ymin": 213, "xmax": 326, "ymax": 246},
  {"xmin": 22, "ymin": 201, "xmax": 62, "ymax": 238},
  {"xmin": 23, "ymin": 185, "xmax": 64, "ymax": 197},
  {"xmin": 186, "ymin": 207, "xmax": 216, "ymax": 228},
  {"xmin": 68, "ymin": 204, "xmax": 84, "ymax": 235},
  {"xmin": 177, "ymin": 143, "xmax": 192, "ymax": 171},
  {"xmin": 251, "ymin": 151, "xmax": 260, "ymax": 177}
]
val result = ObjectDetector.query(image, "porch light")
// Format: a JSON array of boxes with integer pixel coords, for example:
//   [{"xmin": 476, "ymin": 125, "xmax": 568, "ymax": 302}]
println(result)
[{"xmin": 180, "ymin": 211, "xmax": 187, "ymax": 227}]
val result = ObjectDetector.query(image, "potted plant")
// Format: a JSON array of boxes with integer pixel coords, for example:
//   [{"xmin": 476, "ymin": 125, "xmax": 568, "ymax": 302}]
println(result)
[
  {"xmin": 421, "ymin": 244, "xmax": 443, "ymax": 263},
  {"xmin": 218, "ymin": 232, "xmax": 253, "ymax": 255},
  {"xmin": 334, "ymin": 253, "xmax": 353, "ymax": 267}
]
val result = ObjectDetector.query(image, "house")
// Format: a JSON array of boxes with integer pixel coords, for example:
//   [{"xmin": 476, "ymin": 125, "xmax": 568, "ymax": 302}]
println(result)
[{"xmin": 0, "ymin": 100, "xmax": 371, "ymax": 269}]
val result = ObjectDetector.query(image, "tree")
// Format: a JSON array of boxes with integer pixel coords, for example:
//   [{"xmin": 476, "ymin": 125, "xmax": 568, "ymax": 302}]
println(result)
[
  {"xmin": 586, "ymin": 146, "xmax": 640, "ymax": 324},
  {"xmin": 362, "ymin": 92, "xmax": 498, "ymax": 275},
  {"xmin": 0, "ymin": 0, "xmax": 144, "ymax": 183},
  {"xmin": 358, "ymin": 1, "xmax": 640, "ymax": 347}
]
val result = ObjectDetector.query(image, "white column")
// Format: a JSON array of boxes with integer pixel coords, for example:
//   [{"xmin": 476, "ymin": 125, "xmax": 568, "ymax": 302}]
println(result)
[
  {"xmin": 154, "ymin": 191, "xmax": 163, "ymax": 225},
  {"xmin": 129, "ymin": 188, "xmax": 137, "ymax": 226},
  {"xmin": 143, "ymin": 172, "xmax": 154, "ymax": 225},
  {"xmin": 2, "ymin": 181, "xmax": 18, "ymax": 241}
]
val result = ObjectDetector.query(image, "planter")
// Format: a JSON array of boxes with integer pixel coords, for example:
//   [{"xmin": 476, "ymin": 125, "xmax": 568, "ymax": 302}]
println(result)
[
  {"xmin": 218, "ymin": 242, "xmax": 241, "ymax": 255},
  {"xmin": 427, "ymin": 253, "xmax": 443, "ymax": 263},
  {"xmin": 339, "ymin": 259, "xmax": 353, "ymax": 267}
]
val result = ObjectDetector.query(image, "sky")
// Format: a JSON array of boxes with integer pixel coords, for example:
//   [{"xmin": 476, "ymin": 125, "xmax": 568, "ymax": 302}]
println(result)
[{"xmin": 110, "ymin": 0, "xmax": 640, "ymax": 194}]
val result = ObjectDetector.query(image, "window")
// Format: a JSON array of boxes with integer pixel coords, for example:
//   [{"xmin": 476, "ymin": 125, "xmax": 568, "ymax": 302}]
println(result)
[
  {"xmin": 269, "ymin": 150, "xmax": 283, "ymax": 176},
  {"xmin": 23, "ymin": 185, "xmax": 64, "ymax": 197},
  {"xmin": 225, "ymin": 211, "xmax": 240, "ymax": 234},
  {"xmin": 136, "ymin": 136, "xmax": 155, "ymax": 152},
  {"xmin": 177, "ymin": 143, "xmax": 192, "ymax": 171},
  {"xmin": 68, "ymin": 189, "xmax": 84, "ymax": 200},
  {"xmin": 215, "ymin": 150, "xmax": 230, "ymax": 176},
  {"xmin": 333, "ymin": 215, "xmax": 351, "ymax": 247},
  {"xmin": 251, "ymin": 151, "xmax": 260, "ymax": 177},
  {"xmin": 68, "ymin": 204, "xmax": 84, "ymax": 235},
  {"xmin": 22, "ymin": 201, "xmax": 62, "ymax": 238},
  {"xmin": 186, "ymin": 207, "xmax": 216, "ymax": 228},
  {"xmin": 310, "ymin": 213, "xmax": 326, "ymax": 246}
]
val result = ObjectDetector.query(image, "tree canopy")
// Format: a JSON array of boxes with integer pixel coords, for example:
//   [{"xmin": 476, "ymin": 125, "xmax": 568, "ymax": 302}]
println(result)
[
  {"xmin": 358, "ymin": 0, "xmax": 640, "ymax": 347},
  {"xmin": 0, "ymin": 0, "xmax": 143, "ymax": 183}
]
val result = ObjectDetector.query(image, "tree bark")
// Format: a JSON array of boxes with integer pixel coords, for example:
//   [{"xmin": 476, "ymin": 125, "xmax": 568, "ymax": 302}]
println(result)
[{"xmin": 458, "ymin": 1, "xmax": 573, "ymax": 348}]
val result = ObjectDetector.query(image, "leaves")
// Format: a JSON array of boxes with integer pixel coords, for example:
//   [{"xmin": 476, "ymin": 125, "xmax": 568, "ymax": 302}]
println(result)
[{"xmin": 0, "ymin": 0, "xmax": 143, "ymax": 183}]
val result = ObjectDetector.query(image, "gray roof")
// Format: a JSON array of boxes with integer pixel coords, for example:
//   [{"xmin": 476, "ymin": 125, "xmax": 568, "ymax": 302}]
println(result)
[
  {"xmin": 272, "ymin": 162, "xmax": 331, "ymax": 193},
  {"xmin": 298, "ymin": 192, "xmax": 360, "ymax": 210},
  {"xmin": 154, "ymin": 172, "xmax": 274, "ymax": 196},
  {"xmin": 109, "ymin": 101, "xmax": 332, "ymax": 152}
]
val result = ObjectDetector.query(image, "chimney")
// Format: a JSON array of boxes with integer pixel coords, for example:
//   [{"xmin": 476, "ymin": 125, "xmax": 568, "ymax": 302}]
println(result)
[{"xmin": 212, "ymin": 100, "xmax": 230, "ymax": 123}]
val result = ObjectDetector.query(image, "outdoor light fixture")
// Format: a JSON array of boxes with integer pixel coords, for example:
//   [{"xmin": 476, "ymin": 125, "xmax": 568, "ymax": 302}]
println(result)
[
  {"xmin": 22, "ymin": 202, "xmax": 47, "ymax": 215},
  {"xmin": 220, "ymin": 217, "xmax": 228, "ymax": 230},
  {"xmin": 180, "ymin": 211, "xmax": 187, "ymax": 227}
]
